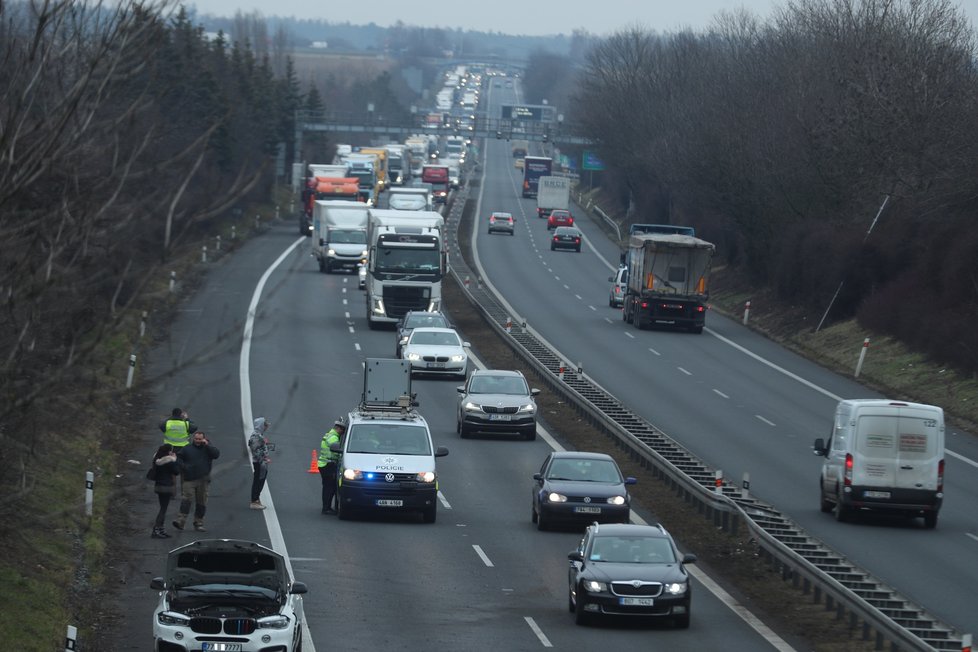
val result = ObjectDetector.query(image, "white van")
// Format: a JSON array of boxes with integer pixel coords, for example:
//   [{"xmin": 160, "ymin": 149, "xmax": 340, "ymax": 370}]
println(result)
[
  {"xmin": 813, "ymin": 399, "xmax": 944, "ymax": 528},
  {"xmin": 331, "ymin": 359, "xmax": 448, "ymax": 523}
]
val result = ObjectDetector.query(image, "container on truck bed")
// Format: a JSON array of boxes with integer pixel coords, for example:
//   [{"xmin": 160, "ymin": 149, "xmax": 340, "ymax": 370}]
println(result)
[{"xmin": 536, "ymin": 176, "xmax": 570, "ymax": 219}]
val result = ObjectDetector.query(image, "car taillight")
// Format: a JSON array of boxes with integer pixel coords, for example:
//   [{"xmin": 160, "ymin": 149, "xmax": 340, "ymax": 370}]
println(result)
[
  {"xmin": 844, "ymin": 453, "xmax": 853, "ymax": 486},
  {"xmin": 490, "ymin": 217, "xmax": 495, "ymax": 223},
  {"xmin": 574, "ymin": 238, "xmax": 580, "ymax": 243},
  {"xmin": 937, "ymin": 459, "xmax": 944, "ymax": 492},
  {"xmin": 553, "ymin": 236, "xmax": 558, "ymax": 242}
]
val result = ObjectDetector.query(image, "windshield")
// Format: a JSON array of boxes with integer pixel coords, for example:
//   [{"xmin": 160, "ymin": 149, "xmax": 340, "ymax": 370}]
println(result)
[
  {"xmin": 328, "ymin": 229, "xmax": 366, "ymax": 244},
  {"xmin": 588, "ymin": 536, "xmax": 677, "ymax": 564},
  {"xmin": 547, "ymin": 458, "xmax": 622, "ymax": 483},
  {"xmin": 374, "ymin": 247, "xmax": 440, "ymax": 275},
  {"xmin": 347, "ymin": 169, "xmax": 375, "ymax": 184},
  {"xmin": 405, "ymin": 314, "xmax": 448, "ymax": 329},
  {"xmin": 469, "ymin": 375, "xmax": 528, "ymax": 395},
  {"xmin": 346, "ymin": 423, "xmax": 432, "ymax": 455},
  {"xmin": 409, "ymin": 331, "xmax": 460, "ymax": 347}
]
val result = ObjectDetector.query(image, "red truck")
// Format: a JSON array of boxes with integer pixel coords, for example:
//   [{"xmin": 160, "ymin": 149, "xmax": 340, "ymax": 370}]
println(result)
[{"xmin": 421, "ymin": 165, "xmax": 451, "ymax": 204}]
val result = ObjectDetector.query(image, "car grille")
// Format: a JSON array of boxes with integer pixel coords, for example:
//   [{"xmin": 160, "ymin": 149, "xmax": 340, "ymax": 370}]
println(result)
[
  {"xmin": 482, "ymin": 405, "xmax": 519, "ymax": 414},
  {"xmin": 422, "ymin": 355, "xmax": 450, "ymax": 362},
  {"xmin": 189, "ymin": 617, "xmax": 257, "ymax": 635},
  {"xmin": 610, "ymin": 581, "xmax": 663, "ymax": 597}
]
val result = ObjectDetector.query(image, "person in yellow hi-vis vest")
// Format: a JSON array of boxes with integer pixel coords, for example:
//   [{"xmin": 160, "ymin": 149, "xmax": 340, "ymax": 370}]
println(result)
[
  {"xmin": 159, "ymin": 407, "xmax": 197, "ymax": 448},
  {"xmin": 318, "ymin": 418, "xmax": 347, "ymax": 515}
]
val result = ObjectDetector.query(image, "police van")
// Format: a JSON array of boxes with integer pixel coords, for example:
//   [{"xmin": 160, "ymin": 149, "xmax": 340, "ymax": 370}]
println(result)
[
  {"xmin": 331, "ymin": 358, "xmax": 448, "ymax": 523},
  {"xmin": 813, "ymin": 399, "xmax": 945, "ymax": 528}
]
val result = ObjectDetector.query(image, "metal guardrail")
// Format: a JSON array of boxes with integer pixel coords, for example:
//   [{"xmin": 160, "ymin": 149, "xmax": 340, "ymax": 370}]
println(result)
[{"xmin": 442, "ymin": 184, "xmax": 965, "ymax": 652}]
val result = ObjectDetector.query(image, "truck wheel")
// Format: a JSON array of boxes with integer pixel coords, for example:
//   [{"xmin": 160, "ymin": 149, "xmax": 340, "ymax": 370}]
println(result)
[
  {"xmin": 819, "ymin": 485, "xmax": 833, "ymax": 513},
  {"xmin": 834, "ymin": 489, "xmax": 850, "ymax": 522},
  {"xmin": 317, "ymin": 258, "xmax": 326, "ymax": 273},
  {"xmin": 422, "ymin": 502, "xmax": 437, "ymax": 524},
  {"xmin": 923, "ymin": 512, "xmax": 938, "ymax": 529}
]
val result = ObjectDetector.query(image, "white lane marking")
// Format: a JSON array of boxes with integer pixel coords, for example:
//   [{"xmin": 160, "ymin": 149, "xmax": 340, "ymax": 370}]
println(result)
[
  {"xmin": 713, "ymin": 389, "xmax": 730, "ymax": 399},
  {"xmin": 965, "ymin": 532, "xmax": 978, "ymax": 544},
  {"xmin": 648, "ymin": 347, "xmax": 661, "ymax": 356},
  {"xmin": 678, "ymin": 367, "xmax": 692, "ymax": 376},
  {"xmin": 438, "ymin": 491, "xmax": 452, "ymax": 509},
  {"xmin": 630, "ymin": 512, "xmax": 794, "ymax": 650},
  {"xmin": 563, "ymin": 284, "xmax": 570, "ymax": 290},
  {"xmin": 948, "ymin": 449, "xmax": 978, "ymax": 468},
  {"xmin": 342, "ymin": 298, "xmax": 348, "ymax": 306},
  {"xmin": 348, "ymin": 326, "xmax": 355, "ymax": 334},
  {"xmin": 240, "ymin": 236, "xmax": 317, "ymax": 652},
  {"xmin": 588, "ymin": 305, "xmax": 596, "ymax": 311},
  {"xmin": 605, "ymin": 318, "xmax": 613, "ymax": 324},
  {"xmin": 473, "ymin": 545, "xmax": 494, "ymax": 567},
  {"xmin": 756, "ymin": 415, "xmax": 777, "ymax": 427},
  {"xmin": 524, "ymin": 617, "xmax": 553, "ymax": 648},
  {"xmin": 555, "ymin": 276, "xmax": 560, "ymax": 281},
  {"xmin": 354, "ymin": 343, "xmax": 361, "ymax": 351},
  {"xmin": 344, "ymin": 312, "xmax": 350, "ymax": 319},
  {"xmin": 574, "ymin": 294, "xmax": 583, "ymax": 301},
  {"xmin": 625, "ymin": 332, "xmax": 635, "ymax": 339}
]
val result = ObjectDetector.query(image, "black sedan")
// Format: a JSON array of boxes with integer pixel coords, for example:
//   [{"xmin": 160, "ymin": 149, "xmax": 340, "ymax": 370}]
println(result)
[
  {"xmin": 395, "ymin": 310, "xmax": 451, "ymax": 358},
  {"xmin": 568, "ymin": 522, "xmax": 696, "ymax": 627},
  {"xmin": 532, "ymin": 451, "xmax": 635, "ymax": 530},
  {"xmin": 550, "ymin": 226, "xmax": 582, "ymax": 252}
]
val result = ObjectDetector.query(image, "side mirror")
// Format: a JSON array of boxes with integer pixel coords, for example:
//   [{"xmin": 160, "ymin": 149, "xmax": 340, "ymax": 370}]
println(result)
[
  {"xmin": 568, "ymin": 551, "xmax": 584, "ymax": 562},
  {"xmin": 150, "ymin": 577, "xmax": 165, "ymax": 590},
  {"xmin": 682, "ymin": 553, "xmax": 697, "ymax": 564},
  {"xmin": 533, "ymin": 472, "xmax": 543, "ymax": 483},
  {"xmin": 624, "ymin": 477, "xmax": 637, "ymax": 485},
  {"xmin": 290, "ymin": 581, "xmax": 308, "ymax": 595},
  {"xmin": 319, "ymin": 238, "xmax": 326, "ymax": 246},
  {"xmin": 813, "ymin": 438, "xmax": 827, "ymax": 456},
  {"xmin": 530, "ymin": 388, "xmax": 540, "ymax": 396},
  {"xmin": 435, "ymin": 446, "xmax": 449, "ymax": 457},
  {"xmin": 457, "ymin": 386, "xmax": 465, "ymax": 393},
  {"xmin": 462, "ymin": 341, "xmax": 471, "ymax": 348}
]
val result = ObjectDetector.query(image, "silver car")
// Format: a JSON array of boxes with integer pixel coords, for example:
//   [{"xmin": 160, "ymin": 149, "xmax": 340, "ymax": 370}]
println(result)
[
  {"xmin": 457, "ymin": 369, "xmax": 539, "ymax": 440},
  {"xmin": 608, "ymin": 266, "xmax": 627, "ymax": 307},
  {"xmin": 401, "ymin": 327, "xmax": 470, "ymax": 379}
]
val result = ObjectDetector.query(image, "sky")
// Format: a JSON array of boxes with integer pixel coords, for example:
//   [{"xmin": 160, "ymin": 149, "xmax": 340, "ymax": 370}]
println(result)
[{"xmin": 185, "ymin": 0, "xmax": 978, "ymax": 37}]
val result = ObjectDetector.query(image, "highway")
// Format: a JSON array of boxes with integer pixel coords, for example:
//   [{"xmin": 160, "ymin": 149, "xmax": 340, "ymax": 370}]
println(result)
[{"xmin": 106, "ymin": 78, "xmax": 978, "ymax": 651}]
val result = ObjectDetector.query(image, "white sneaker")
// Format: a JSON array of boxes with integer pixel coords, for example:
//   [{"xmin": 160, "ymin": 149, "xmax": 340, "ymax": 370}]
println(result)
[{"xmin": 249, "ymin": 501, "xmax": 266, "ymax": 510}]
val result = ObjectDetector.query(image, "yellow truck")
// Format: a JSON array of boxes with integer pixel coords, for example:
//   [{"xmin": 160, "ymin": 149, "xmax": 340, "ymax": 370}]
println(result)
[{"xmin": 356, "ymin": 147, "xmax": 389, "ymax": 192}]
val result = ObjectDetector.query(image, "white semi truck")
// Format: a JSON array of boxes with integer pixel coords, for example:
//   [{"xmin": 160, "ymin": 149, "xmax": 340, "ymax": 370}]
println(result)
[
  {"xmin": 365, "ymin": 209, "xmax": 445, "ymax": 329},
  {"xmin": 535, "ymin": 176, "xmax": 570, "ymax": 219}
]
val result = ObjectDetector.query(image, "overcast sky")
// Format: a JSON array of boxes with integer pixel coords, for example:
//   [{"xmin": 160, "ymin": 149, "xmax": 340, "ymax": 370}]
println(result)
[{"xmin": 186, "ymin": 0, "xmax": 978, "ymax": 37}]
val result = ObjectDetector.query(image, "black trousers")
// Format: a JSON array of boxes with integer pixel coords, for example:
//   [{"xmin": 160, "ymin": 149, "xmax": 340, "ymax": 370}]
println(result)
[
  {"xmin": 251, "ymin": 462, "xmax": 267, "ymax": 502},
  {"xmin": 319, "ymin": 462, "xmax": 337, "ymax": 512},
  {"xmin": 154, "ymin": 492, "xmax": 172, "ymax": 528}
]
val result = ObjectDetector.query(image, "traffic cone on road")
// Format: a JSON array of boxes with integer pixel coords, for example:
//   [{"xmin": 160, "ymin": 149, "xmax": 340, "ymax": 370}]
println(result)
[{"xmin": 306, "ymin": 450, "xmax": 319, "ymax": 474}]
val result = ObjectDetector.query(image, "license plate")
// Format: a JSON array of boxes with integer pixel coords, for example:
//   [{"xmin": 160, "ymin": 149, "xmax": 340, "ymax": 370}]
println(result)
[
  {"xmin": 489, "ymin": 414, "xmax": 512, "ymax": 421},
  {"xmin": 203, "ymin": 644, "xmax": 242, "ymax": 652},
  {"xmin": 376, "ymin": 499, "xmax": 403, "ymax": 507},
  {"xmin": 426, "ymin": 362, "xmax": 445, "ymax": 369},
  {"xmin": 620, "ymin": 597, "xmax": 654, "ymax": 606},
  {"xmin": 864, "ymin": 490, "xmax": 891, "ymax": 499},
  {"xmin": 574, "ymin": 506, "xmax": 601, "ymax": 514}
]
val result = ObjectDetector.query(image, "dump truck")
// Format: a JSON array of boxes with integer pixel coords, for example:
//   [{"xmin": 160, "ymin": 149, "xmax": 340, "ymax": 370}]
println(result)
[{"xmin": 622, "ymin": 233, "xmax": 715, "ymax": 334}]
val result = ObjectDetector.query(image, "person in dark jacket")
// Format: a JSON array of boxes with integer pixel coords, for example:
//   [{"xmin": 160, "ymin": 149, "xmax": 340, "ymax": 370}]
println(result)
[
  {"xmin": 151, "ymin": 444, "xmax": 181, "ymax": 538},
  {"xmin": 172, "ymin": 431, "xmax": 220, "ymax": 532},
  {"xmin": 248, "ymin": 417, "xmax": 271, "ymax": 510}
]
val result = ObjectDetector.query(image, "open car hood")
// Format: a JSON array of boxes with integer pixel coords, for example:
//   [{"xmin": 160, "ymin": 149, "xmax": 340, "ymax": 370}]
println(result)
[{"xmin": 165, "ymin": 539, "xmax": 288, "ymax": 593}]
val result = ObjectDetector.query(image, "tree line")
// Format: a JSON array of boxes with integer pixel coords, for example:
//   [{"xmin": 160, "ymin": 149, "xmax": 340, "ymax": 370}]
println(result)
[{"xmin": 534, "ymin": 0, "xmax": 978, "ymax": 374}]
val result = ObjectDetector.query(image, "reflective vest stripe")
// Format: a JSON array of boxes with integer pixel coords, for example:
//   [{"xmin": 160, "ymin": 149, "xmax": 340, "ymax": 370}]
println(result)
[{"xmin": 318, "ymin": 430, "xmax": 340, "ymax": 467}]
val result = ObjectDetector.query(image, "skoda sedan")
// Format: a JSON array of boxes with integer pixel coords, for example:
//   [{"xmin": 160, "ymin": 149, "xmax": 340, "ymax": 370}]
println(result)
[
  {"xmin": 568, "ymin": 522, "xmax": 696, "ymax": 628},
  {"xmin": 457, "ymin": 369, "xmax": 540, "ymax": 440}
]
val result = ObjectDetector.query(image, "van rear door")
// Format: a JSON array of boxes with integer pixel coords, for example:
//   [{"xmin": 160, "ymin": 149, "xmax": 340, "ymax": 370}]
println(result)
[{"xmin": 853, "ymin": 406, "xmax": 941, "ymax": 491}]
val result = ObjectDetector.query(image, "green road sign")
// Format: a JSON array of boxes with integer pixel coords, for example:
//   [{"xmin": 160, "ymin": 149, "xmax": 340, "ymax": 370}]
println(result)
[{"xmin": 582, "ymin": 150, "xmax": 605, "ymax": 171}]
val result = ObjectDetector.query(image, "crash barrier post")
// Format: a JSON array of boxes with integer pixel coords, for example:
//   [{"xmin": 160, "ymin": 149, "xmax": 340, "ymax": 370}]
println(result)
[{"xmin": 854, "ymin": 338, "xmax": 870, "ymax": 378}]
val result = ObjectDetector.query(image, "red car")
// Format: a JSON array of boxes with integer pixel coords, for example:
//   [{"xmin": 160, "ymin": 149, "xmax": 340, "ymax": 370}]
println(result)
[{"xmin": 547, "ymin": 209, "xmax": 574, "ymax": 230}]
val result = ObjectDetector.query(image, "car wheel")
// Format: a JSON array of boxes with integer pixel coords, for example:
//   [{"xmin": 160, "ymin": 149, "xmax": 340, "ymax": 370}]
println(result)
[
  {"xmin": 422, "ymin": 502, "xmax": 437, "ymax": 524},
  {"xmin": 317, "ymin": 258, "xmax": 326, "ymax": 273},
  {"xmin": 574, "ymin": 593, "xmax": 590, "ymax": 625},
  {"xmin": 834, "ymin": 488, "xmax": 850, "ymax": 522},
  {"xmin": 536, "ymin": 509, "xmax": 548, "ymax": 531},
  {"xmin": 459, "ymin": 422, "xmax": 471, "ymax": 438},
  {"xmin": 568, "ymin": 585, "xmax": 576, "ymax": 613},
  {"xmin": 575, "ymin": 246, "xmax": 581, "ymax": 252},
  {"xmin": 510, "ymin": 231, "xmax": 515, "ymax": 236},
  {"xmin": 609, "ymin": 295, "xmax": 614, "ymax": 307},
  {"xmin": 336, "ymin": 498, "xmax": 350, "ymax": 521},
  {"xmin": 524, "ymin": 427, "xmax": 536, "ymax": 441},
  {"xmin": 923, "ymin": 511, "xmax": 938, "ymax": 529},
  {"xmin": 691, "ymin": 325, "xmax": 704, "ymax": 334},
  {"xmin": 819, "ymin": 482, "xmax": 833, "ymax": 513},
  {"xmin": 674, "ymin": 612, "xmax": 690, "ymax": 629},
  {"xmin": 550, "ymin": 244, "xmax": 555, "ymax": 250},
  {"xmin": 531, "ymin": 505, "xmax": 538, "ymax": 524}
]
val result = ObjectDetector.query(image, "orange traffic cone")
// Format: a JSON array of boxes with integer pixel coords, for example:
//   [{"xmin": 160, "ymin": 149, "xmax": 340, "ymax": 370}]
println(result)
[{"xmin": 306, "ymin": 450, "xmax": 319, "ymax": 474}]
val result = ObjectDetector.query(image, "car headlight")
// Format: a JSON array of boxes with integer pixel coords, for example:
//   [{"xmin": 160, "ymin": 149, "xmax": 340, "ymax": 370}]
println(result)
[
  {"xmin": 606, "ymin": 495, "xmax": 626, "ymax": 506},
  {"xmin": 583, "ymin": 580, "xmax": 608, "ymax": 593},
  {"xmin": 343, "ymin": 468, "xmax": 362, "ymax": 481},
  {"xmin": 449, "ymin": 354, "xmax": 465, "ymax": 362},
  {"xmin": 360, "ymin": 249, "xmax": 368, "ymax": 258},
  {"xmin": 399, "ymin": 336, "xmax": 408, "ymax": 346},
  {"xmin": 517, "ymin": 402, "xmax": 535, "ymax": 414},
  {"xmin": 416, "ymin": 471, "xmax": 436, "ymax": 483},
  {"xmin": 463, "ymin": 401, "xmax": 481, "ymax": 412},
  {"xmin": 327, "ymin": 248, "xmax": 336, "ymax": 256},
  {"xmin": 157, "ymin": 611, "xmax": 190, "ymax": 627},
  {"xmin": 546, "ymin": 492, "xmax": 567, "ymax": 503},
  {"xmin": 257, "ymin": 615, "xmax": 291, "ymax": 629},
  {"xmin": 405, "ymin": 352, "xmax": 421, "ymax": 361},
  {"xmin": 663, "ymin": 582, "xmax": 687, "ymax": 595}
]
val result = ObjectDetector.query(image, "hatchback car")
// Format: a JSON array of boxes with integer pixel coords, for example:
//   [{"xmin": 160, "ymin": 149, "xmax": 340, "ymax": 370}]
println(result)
[
  {"xmin": 568, "ymin": 523, "xmax": 696, "ymax": 627},
  {"xmin": 401, "ymin": 327, "xmax": 469, "ymax": 379},
  {"xmin": 608, "ymin": 266, "xmax": 628, "ymax": 307},
  {"xmin": 551, "ymin": 226, "xmax": 583, "ymax": 252},
  {"xmin": 488, "ymin": 212, "xmax": 516, "ymax": 235},
  {"xmin": 150, "ymin": 539, "xmax": 308, "ymax": 652},
  {"xmin": 395, "ymin": 311, "xmax": 452, "ymax": 358},
  {"xmin": 532, "ymin": 451, "xmax": 636, "ymax": 530},
  {"xmin": 514, "ymin": 158, "xmax": 524, "ymax": 170},
  {"xmin": 457, "ymin": 369, "xmax": 540, "ymax": 440},
  {"xmin": 547, "ymin": 209, "xmax": 574, "ymax": 230}
]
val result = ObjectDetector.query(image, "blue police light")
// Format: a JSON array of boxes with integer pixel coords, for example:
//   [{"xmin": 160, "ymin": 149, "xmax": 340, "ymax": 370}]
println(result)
[{"xmin": 366, "ymin": 472, "xmax": 376, "ymax": 480}]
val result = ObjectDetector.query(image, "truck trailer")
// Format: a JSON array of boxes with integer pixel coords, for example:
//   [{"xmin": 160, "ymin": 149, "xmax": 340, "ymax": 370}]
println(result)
[
  {"xmin": 622, "ymin": 233, "xmax": 715, "ymax": 333},
  {"xmin": 536, "ymin": 176, "xmax": 570, "ymax": 219},
  {"xmin": 521, "ymin": 156, "xmax": 552, "ymax": 198}
]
